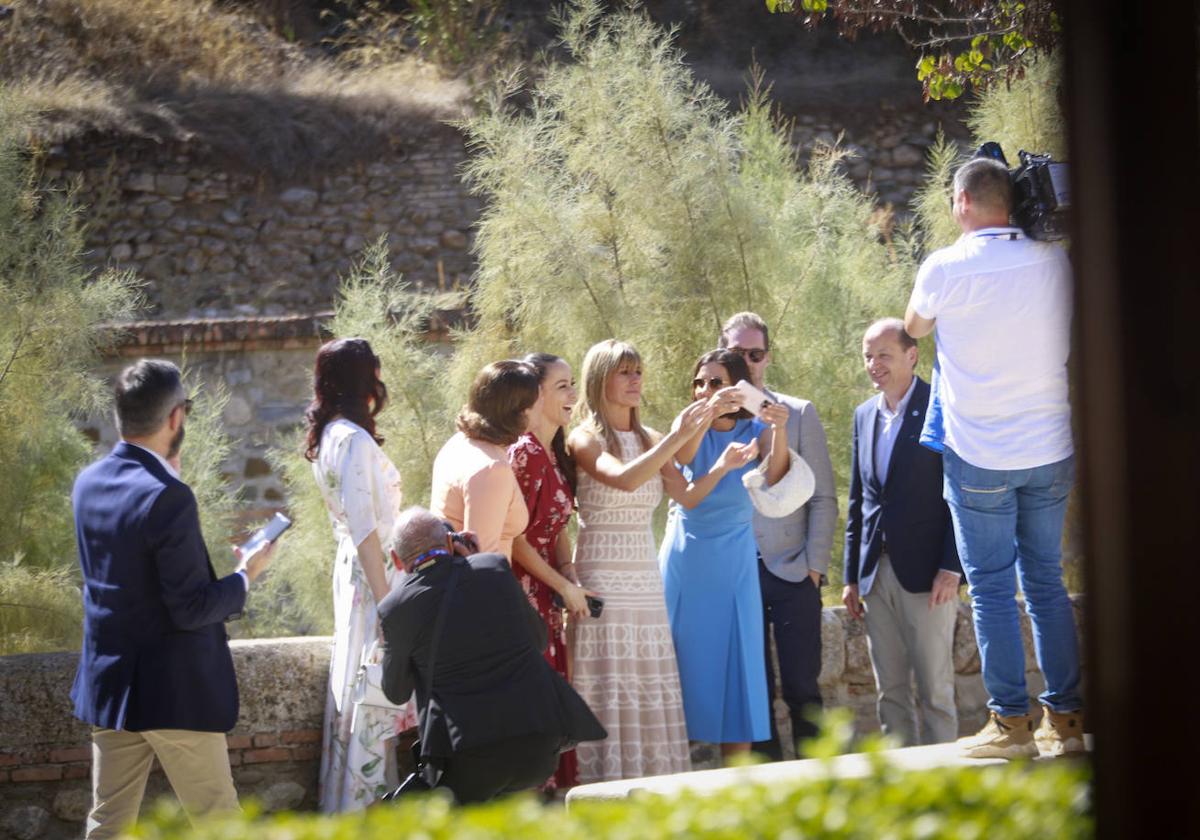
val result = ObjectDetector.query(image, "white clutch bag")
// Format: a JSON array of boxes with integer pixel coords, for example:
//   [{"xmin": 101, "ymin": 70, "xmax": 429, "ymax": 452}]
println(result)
[
  {"xmin": 742, "ymin": 447, "xmax": 815, "ymax": 518},
  {"xmin": 353, "ymin": 639, "xmax": 409, "ymax": 710}
]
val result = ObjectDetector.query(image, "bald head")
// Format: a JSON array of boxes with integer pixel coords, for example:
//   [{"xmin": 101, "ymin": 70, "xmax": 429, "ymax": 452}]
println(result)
[
  {"xmin": 389, "ymin": 507, "xmax": 450, "ymax": 571},
  {"xmin": 863, "ymin": 317, "xmax": 916, "ymax": 350},
  {"xmin": 862, "ymin": 317, "xmax": 918, "ymax": 406}
]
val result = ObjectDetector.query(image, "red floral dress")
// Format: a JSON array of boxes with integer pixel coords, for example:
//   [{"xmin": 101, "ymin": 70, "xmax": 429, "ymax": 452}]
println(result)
[{"xmin": 508, "ymin": 432, "xmax": 577, "ymax": 789}]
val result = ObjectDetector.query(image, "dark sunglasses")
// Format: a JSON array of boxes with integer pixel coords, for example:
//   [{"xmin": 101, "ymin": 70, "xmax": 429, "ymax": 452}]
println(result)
[
  {"xmin": 729, "ymin": 347, "xmax": 768, "ymax": 363},
  {"xmin": 692, "ymin": 377, "xmax": 726, "ymax": 390},
  {"xmin": 179, "ymin": 398, "xmax": 193, "ymax": 416}
]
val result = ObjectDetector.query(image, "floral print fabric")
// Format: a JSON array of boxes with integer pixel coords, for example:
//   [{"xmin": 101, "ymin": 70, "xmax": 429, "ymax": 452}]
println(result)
[
  {"xmin": 312, "ymin": 419, "xmax": 418, "ymax": 812},
  {"xmin": 508, "ymin": 432, "xmax": 578, "ymax": 789}
]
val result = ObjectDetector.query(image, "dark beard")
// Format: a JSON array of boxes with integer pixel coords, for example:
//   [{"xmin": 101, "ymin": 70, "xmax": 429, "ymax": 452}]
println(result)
[{"xmin": 167, "ymin": 424, "xmax": 185, "ymax": 459}]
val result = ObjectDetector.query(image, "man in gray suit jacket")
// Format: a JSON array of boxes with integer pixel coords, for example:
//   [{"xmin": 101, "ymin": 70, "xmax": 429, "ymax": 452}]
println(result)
[{"xmin": 720, "ymin": 313, "xmax": 838, "ymax": 757}]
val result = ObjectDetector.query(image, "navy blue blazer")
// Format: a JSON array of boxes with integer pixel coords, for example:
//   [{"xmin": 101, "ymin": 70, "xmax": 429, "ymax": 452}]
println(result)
[
  {"xmin": 844, "ymin": 377, "xmax": 960, "ymax": 595},
  {"xmin": 70, "ymin": 442, "xmax": 247, "ymax": 732}
]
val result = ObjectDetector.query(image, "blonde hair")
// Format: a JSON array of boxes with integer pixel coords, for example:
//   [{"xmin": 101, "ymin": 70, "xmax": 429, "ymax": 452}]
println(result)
[{"xmin": 575, "ymin": 339, "xmax": 653, "ymax": 456}]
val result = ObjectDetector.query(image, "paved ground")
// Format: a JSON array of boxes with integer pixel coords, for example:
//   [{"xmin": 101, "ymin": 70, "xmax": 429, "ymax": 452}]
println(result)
[{"xmin": 565, "ymin": 737, "xmax": 1094, "ymax": 805}]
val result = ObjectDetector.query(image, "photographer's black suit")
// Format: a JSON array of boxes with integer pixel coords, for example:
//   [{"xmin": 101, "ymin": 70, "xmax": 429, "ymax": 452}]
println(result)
[{"xmin": 380, "ymin": 552, "xmax": 604, "ymax": 802}]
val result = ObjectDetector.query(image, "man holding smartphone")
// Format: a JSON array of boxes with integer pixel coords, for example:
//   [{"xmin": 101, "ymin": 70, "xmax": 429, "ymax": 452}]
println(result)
[
  {"xmin": 71, "ymin": 360, "xmax": 276, "ymax": 838},
  {"xmin": 719, "ymin": 313, "xmax": 838, "ymax": 757}
]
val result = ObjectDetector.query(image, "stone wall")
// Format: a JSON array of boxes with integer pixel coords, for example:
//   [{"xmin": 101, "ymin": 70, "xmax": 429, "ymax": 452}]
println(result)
[
  {"xmin": 0, "ymin": 597, "xmax": 1084, "ymax": 837},
  {"xmin": 79, "ymin": 311, "xmax": 463, "ymax": 526},
  {"xmin": 80, "ymin": 317, "xmax": 324, "ymax": 521},
  {"xmin": 38, "ymin": 127, "xmax": 480, "ymax": 319},
  {"xmin": 0, "ymin": 639, "xmax": 329, "ymax": 840}
]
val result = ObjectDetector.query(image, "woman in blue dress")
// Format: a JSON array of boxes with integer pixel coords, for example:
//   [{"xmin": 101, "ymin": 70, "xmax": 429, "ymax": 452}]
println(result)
[{"xmin": 659, "ymin": 349, "xmax": 791, "ymax": 759}]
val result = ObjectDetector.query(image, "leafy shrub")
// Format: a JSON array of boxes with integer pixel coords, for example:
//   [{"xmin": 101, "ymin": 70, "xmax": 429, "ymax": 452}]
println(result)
[
  {"xmin": 451, "ymin": 0, "xmax": 917, "ymax": 586},
  {"xmin": 0, "ymin": 88, "xmax": 142, "ymax": 654},
  {"xmin": 128, "ymin": 754, "xmax": 1091, "ymax": 839}
]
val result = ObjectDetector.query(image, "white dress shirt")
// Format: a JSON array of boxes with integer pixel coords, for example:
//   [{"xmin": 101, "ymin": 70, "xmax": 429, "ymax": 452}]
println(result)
[{"xmin": 873, "ymin": 376, "xmax": 918, "ymax": 486}]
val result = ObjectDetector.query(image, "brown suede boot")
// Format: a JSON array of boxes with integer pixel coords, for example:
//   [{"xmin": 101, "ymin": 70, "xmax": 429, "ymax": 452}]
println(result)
[
  {"xmin": 958, "ymin": 711, "xmax": 1038, "ymax": 759},
  {"xmin": 1034, "ymin": 706, "xmax": 1085, "ymax": 757}
]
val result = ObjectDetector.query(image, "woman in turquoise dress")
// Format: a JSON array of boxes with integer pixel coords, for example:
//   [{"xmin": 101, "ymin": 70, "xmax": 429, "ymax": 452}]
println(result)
[{"xmin": 658, "ymin": 349, "xmax": 792, "ymax": 759}]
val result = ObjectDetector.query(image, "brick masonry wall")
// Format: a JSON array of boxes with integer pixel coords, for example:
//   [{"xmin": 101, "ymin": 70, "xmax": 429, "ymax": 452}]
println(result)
[{"xmin": 1, "ymin": 599, "xmax": 1084, "ymax": 837}]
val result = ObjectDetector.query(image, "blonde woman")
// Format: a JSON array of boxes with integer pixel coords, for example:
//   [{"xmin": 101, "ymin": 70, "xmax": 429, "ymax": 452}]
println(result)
[{"xmin": 565, "ymin": 339, "xmax": 713, "ymax": 782}]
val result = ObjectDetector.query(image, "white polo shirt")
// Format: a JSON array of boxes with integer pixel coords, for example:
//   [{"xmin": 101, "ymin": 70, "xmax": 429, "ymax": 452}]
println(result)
[{"xmin": 910, "ymin": 227, "xmax": 1074, "ymax": 471}]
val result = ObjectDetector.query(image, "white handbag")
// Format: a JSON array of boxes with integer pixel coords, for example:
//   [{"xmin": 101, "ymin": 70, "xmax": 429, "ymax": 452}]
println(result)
[
  {"xmin": 353, "ymin": 638, "xmax": 409, "ymax": 710},
  {"xmin": 742, "ymin": 447, "xmax": 815, "ymax": 518}
]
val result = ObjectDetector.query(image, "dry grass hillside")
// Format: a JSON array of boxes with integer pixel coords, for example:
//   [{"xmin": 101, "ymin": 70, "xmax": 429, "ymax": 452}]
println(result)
[{"xmin": 0, "ymin": 0, "xmax": 472, "ymax": 176}]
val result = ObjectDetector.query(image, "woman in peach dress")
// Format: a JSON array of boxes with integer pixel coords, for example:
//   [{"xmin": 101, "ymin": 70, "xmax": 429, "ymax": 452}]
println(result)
[{"xmin": 430, "ymin": 360, "xmax": 543, "ymax": 559}]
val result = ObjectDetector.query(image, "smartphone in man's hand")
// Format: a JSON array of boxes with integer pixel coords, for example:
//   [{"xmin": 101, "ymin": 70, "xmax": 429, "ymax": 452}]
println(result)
[{"xmin": 240, "ymin": 512, "xmax": 292, "ymax": 557}]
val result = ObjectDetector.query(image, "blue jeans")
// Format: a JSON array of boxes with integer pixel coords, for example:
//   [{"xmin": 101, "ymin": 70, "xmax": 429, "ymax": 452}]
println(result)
[{"xmin": 942, "ymin": 449, "xmax": 1082, "ymax": 716}]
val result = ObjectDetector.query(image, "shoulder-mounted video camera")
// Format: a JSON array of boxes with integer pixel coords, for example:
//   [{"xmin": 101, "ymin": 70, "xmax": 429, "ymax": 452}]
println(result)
[{"xmin": 975, "ymin": 141, "xmax": 1070, "ymax": 241}]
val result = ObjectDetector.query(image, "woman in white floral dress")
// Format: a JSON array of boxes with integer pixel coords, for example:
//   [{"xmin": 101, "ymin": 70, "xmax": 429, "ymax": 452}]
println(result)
[{"xmin": 305, "ymin": 338, "xmax": 418, "ymax": 811}]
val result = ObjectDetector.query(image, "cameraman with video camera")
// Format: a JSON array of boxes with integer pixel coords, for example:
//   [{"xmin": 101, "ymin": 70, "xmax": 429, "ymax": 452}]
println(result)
[{"xmin": 904, "ymin": 156, "xmax": 1084, "ymax": 760}]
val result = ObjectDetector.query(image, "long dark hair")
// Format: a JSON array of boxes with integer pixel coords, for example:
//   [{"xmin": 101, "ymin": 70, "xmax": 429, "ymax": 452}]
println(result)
[
  {"xmin": 693, "ymin": 349, "xmax": 754, "ymax": 420},
  {"xmin": 456, "ymin": 360, "xmax": 541, "ymax": 446},
  {"xmin": 304, "ymin": 338, "xmax": 387, "ymax": 461},
  {"xmin": 523, "ymin": 352, "xmax": 578, "ymax": 494}
]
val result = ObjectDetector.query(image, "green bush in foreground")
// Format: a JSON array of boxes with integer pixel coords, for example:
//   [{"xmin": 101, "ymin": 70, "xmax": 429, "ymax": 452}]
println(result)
[{"xmin": 130, "ymin": 757, "xmax": 1090, "ymax": 840}]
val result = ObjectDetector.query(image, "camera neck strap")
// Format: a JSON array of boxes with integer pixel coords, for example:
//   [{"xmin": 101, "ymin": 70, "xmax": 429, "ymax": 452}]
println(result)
[
  {"xmin": 972, "ymin": 227, "xmax": 1022, "ymax": 241},
  {"xmin": 418, "ymin": 557, "xmax": 463, "ymax": 755}
]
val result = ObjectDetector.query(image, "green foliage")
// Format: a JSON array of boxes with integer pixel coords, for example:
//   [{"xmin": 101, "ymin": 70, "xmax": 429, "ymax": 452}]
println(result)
[
  {"xmin": 967, "ymin": 53, "xmax": 1066, "ymax": 161},
  {"xmin": 179, "ymin": 369, "xmax": 240, "ymax": 575},
  {"xmin": 453, "ymin": 1, "xmax": 913, "ymax": 584},
  {"xmin": 768, "ymin": 1, "xmax": 1061, "ymax": 101},
  {"xmin": 250, "ymin": 240, "xmax": 454, "ymax": 636},
  {"xmin": 128, "ymin": 748, "xmax": 1091, "ymax": 838},
  {"xmin": 0, "ymin": 562, "xmax": 82, "ymax": 655},
  {"xmin": 405, "ymin": 0, "xmax": 507, "ymax": 69},
  {"xmin": 324, "ymin": 0, "xmax": 508, "ymax": 70},
  {"xmin": 0, "ymin": 87, "xmax": 143, "ymax": 654}
]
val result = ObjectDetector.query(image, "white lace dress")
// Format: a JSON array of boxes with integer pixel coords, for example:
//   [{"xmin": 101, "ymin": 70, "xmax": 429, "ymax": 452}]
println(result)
[
  {"xmin": 570, "ymin": 429, "xmax": 691, "ymax": 782},
  {"xmin": 313, "ymin": 419, "xmax": 418, "ymax": 811}
]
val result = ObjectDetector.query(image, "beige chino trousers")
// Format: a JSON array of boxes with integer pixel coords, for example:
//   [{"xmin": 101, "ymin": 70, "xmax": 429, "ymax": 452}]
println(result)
[
  {"xmin": 86, "ymin": 727, "xmax": 240, "ymax": 840},
  {"xmin": 862, "ymin": 554, "xmax": 959, "ymax": 746}
]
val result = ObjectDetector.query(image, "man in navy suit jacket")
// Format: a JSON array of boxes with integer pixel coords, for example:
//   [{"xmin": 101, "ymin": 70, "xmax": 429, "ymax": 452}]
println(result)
[
  {"xmin": 71, "ymin": 360, "xmax": 274, "ymax": 839},
  {"xmin": 843, "ymin": 319, "xmax": 962, "ymax": 746}
]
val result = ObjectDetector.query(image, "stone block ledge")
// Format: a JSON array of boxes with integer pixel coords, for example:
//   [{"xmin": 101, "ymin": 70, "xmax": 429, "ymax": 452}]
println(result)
[{"xmin": 97, "ymin": 306, "xmax": 471, "ymax": 356}]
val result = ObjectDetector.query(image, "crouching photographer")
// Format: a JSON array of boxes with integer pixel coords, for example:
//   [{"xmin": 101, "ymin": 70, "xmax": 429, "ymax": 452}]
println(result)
[{"xmin": 378, "ymin": 507, "xmax": 605, "ymax": 804}]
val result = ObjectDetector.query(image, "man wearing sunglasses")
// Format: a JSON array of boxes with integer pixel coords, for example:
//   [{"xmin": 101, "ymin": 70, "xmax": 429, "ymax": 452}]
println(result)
[
  {"xmin": 70, "ymin": 360, "xmax": 276, "ymax": 838},
  {"xmin": 719, "ymin": 312, "xmax": 837, "ymax": 759}
]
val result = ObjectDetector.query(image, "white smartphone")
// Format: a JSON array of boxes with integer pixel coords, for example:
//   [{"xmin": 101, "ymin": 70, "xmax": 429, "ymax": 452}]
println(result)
[
  {"xmin": 733, "ymin": 379, "xmax": 774, "ymax": 417},
  {"xmin": 240, "ymin": 512, "xmax": 292, "ymax": 556}
]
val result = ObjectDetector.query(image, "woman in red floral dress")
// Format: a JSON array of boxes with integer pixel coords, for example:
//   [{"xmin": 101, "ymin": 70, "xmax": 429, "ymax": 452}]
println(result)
[{"xmin": 509, "ymin": 352, "xmax": 598, "ymax": 791}]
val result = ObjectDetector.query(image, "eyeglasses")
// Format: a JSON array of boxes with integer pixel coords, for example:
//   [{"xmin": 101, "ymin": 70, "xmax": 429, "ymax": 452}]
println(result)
[
  {"xmin": 692, "ymin": 377, "xmax": 726, "ymax": 390},
  {"xmin": 728, "ymin": 347, "xmax": 767, "ymax": 363},
  {"xmin": 179, "ymin": 398, "xmax": 193, "ymax": 416}
]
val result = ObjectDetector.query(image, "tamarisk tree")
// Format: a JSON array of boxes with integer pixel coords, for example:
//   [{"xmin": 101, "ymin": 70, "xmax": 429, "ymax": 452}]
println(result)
[
  {"xmin": 452, "ymin": 0, "xmax": 918, "ymax": 582},
  {"xmin": 0, "ymin": 89, "xmax": 142, "ymax": 653}
]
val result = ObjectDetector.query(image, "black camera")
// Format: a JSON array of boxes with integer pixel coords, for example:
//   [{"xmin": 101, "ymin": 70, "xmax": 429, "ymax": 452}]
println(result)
[{"xmin": 975, "ymin": 141, "xmax": 1070, "ymax": 241}]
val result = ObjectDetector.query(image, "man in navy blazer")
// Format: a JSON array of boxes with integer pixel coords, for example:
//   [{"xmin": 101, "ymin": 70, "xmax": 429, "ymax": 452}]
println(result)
[
  {"xmin": 71, "ymin": 360, "xmax": 274, "ymax": 839},
  {"xmin": 843, "ymin": 319, "xmax": 962, "ymax": 745}
]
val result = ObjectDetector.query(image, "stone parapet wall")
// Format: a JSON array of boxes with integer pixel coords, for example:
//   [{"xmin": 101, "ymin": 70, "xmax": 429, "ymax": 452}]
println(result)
[
  {"xmin": 0, "ymin": 638, "xmax": 329, "ymax": 840},
  {"xmin": 0, "ymin": 597, "xmax": 1083, "ymax": 837}
]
